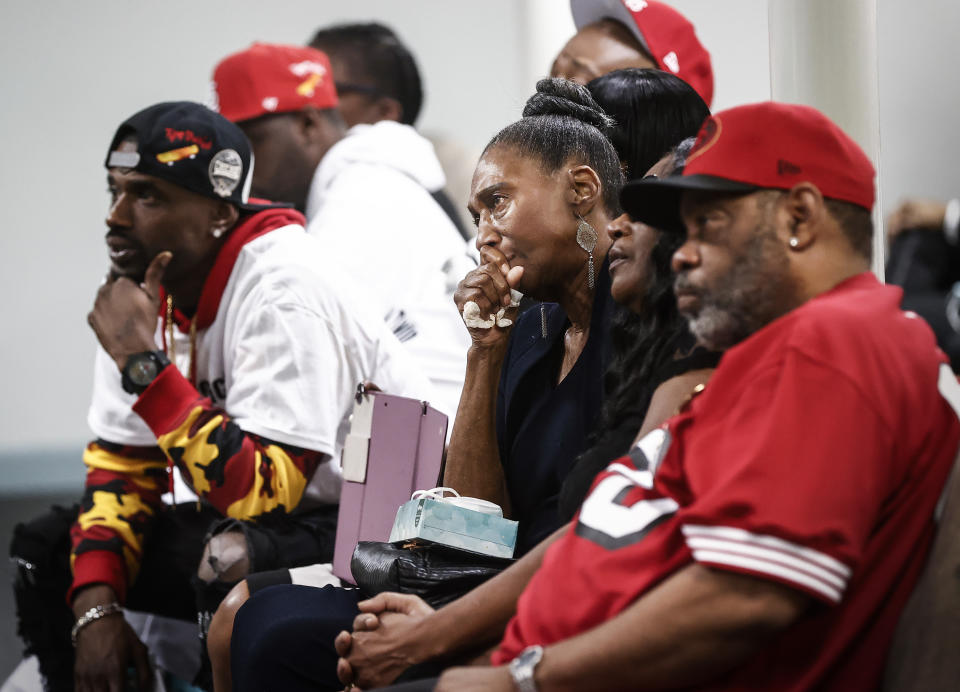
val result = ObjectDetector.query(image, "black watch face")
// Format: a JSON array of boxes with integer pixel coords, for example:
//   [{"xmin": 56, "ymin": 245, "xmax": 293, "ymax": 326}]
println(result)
[{"xmin": 129, "ymin": 356, "xmax": 158, "ymax": 386}]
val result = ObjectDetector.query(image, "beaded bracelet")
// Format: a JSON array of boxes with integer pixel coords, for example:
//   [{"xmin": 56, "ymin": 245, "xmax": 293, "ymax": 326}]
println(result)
[{"xmin": 71, "ymin": 602, "xmax": 123, "ymax": 646}]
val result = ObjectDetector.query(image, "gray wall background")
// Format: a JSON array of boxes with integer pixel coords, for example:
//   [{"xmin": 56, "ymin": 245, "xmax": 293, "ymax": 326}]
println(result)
[{"xmin": 0, "ymin": 0, "xmax": 957, "ymax": 490}]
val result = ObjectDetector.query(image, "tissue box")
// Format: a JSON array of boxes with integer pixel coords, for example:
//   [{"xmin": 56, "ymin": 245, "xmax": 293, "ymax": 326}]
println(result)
[{"xmin": 389, "ymin": 498, "xmax": 518, "ymax": 558}]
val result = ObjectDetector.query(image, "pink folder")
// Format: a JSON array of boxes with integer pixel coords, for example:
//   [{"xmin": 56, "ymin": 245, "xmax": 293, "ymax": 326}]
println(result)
[{"xmin": 332, "ymin": 389, "xmax": 448, "ymax": 583}]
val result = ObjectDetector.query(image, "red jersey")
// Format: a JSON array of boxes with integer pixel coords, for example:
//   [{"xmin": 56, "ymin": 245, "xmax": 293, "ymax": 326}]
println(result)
[{"xmin": 493, "ymin": 273, "xmax": 960, "ymax": 690}]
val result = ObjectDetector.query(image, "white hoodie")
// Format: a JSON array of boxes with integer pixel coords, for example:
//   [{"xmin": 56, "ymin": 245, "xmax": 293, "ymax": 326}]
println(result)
[{"xmin": 305, "ymin": 121, "xmax": 473, "ymax": 419}]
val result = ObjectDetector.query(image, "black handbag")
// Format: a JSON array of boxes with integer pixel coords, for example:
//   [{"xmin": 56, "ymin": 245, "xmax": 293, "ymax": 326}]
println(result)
[{"xmin": 350, "ymin": 540, "xmax": 514, "ymax": 608}]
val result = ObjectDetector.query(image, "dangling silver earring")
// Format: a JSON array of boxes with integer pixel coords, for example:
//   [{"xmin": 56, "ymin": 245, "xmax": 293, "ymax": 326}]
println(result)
[
  {"xmin": 576, "ymin": 215, "xmax": 598, "ymax": 289},
  {"xmin": 540, "ymin": 303, "xmax": 548, "ymax": 339},
  {"xmin": 212, "ymin": 227, "xmax": 225, "ymax": 239}
]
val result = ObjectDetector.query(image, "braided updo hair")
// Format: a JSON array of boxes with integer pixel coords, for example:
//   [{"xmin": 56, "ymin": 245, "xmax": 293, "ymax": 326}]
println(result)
[{"xmin": 483, "ymin": 78, "xmax": 624, "ymax": 214}]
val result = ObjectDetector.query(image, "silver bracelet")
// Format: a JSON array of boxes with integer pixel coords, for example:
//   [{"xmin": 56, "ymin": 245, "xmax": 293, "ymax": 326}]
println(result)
[{"xmin": 71, "ymin": 602, "xmax": 123, "ymax": 646}]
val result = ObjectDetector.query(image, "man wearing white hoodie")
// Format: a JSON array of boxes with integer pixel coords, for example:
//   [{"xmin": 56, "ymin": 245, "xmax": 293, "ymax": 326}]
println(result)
[
  {"xmin": 309, "ymin": 21, "xmax": 472, "ymax": 241},
  {"xmin": 211, "ymin": 43, "xmax": 472, "ymax": 418}
]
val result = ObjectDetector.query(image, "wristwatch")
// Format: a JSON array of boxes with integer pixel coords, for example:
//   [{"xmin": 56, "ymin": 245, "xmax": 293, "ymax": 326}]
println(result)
[
  {"xmin": 509, "ymin": 644, "xmax": 543, "ymax": 692},
  {"xmin": 121, "ymin": 350, "xmax": 171, "ymax": 395}
]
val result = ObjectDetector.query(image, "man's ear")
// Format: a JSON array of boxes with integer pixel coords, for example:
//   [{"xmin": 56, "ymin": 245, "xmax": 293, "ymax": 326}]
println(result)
[
  {"xmin": 298, "ymin": 107, "xmax": 344, "ymax": 154},
  {"xmin": 566, "ymin": 164, "xmax": 603, "ymax": 217},
  {"xmin": 211, "ymin": 200, "xmax": 239, "ymax": 237},
  {"xmin": 374, "ymin": 97, "xmax": 404, "ymax": 123},
  {"xmin": 782, "ymin": 183, "xmax": 825, "ymax": 251}
]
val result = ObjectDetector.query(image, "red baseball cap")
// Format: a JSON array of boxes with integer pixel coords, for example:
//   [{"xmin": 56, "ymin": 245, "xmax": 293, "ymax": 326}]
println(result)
[
  {"xmin": 620, "ymin": 101, "xmax": 876, "ymax": 232},
  {"xmin": 211, "ymin": 43, "xmax": 338, "ymax": 123},
  {"xmin": 570, "ymin": 0, "xmax": 714, "ymax": 107}
]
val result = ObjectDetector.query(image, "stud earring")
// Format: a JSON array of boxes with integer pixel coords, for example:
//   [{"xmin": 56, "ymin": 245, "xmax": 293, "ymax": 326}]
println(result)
[
  {"xmin": 789, "ymin": 236, "xmax": 799, "ymax": 248},
  {"xmin": 576, "ymin": 215, "xmax": 598, "ymax": 289},
  {"xmin": 212, "ymin": 227, "xmax": 225, "ymax": 239}
]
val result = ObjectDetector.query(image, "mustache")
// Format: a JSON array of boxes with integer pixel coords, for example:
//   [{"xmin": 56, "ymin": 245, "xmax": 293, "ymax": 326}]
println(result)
[{"xmin": 673, "ymin": 274, "xmax": 698, "ymax": 296}]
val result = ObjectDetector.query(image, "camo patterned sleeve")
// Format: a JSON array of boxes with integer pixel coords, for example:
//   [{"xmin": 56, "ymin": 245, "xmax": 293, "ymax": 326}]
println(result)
[
  {"xmin": 68, "ymin": 364, "xmax": 327, "ymax": 603},
  {"xmin": 69, "ymin": 440, "xmax": 168, "ymax": 603},
  {"xmin": 132, "ymin": 364, "xmax": 326, "ymax": 520}
]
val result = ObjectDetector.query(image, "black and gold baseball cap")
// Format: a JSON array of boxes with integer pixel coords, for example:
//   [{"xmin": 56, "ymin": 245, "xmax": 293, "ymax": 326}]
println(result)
[{"xmin": 104, "ymin": 101, "xmax": 286, "ymax": 211}]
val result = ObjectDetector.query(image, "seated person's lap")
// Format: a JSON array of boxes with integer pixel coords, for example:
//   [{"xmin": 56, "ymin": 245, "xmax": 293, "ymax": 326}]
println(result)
[{"xmin": 232, "ymin": 584, "xmax": 364, "ymax": 692}]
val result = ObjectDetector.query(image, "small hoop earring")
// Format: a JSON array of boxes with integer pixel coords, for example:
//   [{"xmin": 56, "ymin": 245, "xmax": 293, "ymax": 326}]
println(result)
[
  {"xmin": 576, "ymin": 215, "xmax": 598, "ymax": 289},
  {"xmin": 789, "ymin": 236, "xmax": 799, "ymax": 248}
]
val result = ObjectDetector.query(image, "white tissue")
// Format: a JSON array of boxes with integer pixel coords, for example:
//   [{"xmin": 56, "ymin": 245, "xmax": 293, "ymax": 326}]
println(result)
[
  {"xmin": 461, "ymin": 289, "xmax": 524, "ymax": 329},
  {"xmin": 462, "ymin": 301, "xmax": 497, "ymax": 328}
]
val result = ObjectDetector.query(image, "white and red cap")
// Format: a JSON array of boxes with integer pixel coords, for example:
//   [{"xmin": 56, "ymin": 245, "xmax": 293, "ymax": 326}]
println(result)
[
  {"xmin": 570, "ymin": 0, "xmax": 714, "ymax": 107},
  {"xmin": 211, "ymin": 43, "xmax": 338, "ymax": 123},
  {"xmin": 620, "ymin": 101, "xmax": 876, "ymax": 232}
]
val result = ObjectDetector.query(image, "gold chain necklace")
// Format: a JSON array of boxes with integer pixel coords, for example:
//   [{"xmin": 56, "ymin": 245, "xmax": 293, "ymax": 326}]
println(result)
[
  {"xmin": 165, "ymin": 294, "xmax": 200, "ymax": 511},
  {"xmin": 165, "ymin": 295, "xmax": 198, "ymax": 385}
]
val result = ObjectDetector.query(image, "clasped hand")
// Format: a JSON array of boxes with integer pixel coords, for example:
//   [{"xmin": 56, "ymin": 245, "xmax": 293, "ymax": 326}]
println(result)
[
  {"xmin": 335, "ymin": 592, "xmax": 435, "ymax": 690},
  {"xmin": 454, "ymin": 246, "xmax": 524, "ymax": 349}
]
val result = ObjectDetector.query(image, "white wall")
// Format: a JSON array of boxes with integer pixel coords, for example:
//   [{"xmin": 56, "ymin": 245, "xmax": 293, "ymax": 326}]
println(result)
[{"xmin": 877, "ymin": 0, "xmax": 960, "ymax": 215}]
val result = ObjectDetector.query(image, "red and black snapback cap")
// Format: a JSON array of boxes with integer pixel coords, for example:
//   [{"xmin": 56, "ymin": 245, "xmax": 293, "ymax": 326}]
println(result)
[
  {"xmin": 620, "ymin": 101, "xmax": 876, "ymax": 232},
  {"xmin": 105, "ymin": 101, "xmax": 286, "ymax": 212}
]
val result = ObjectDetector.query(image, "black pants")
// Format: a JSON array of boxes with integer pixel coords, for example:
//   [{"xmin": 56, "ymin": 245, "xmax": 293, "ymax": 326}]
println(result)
[
  {"xmin": 231, "ymin": 584, "xmax": 448, "ymax": 692},
  {"xmin": 10, "ymin": 502, "xmax": 337, "ymax": 692}
]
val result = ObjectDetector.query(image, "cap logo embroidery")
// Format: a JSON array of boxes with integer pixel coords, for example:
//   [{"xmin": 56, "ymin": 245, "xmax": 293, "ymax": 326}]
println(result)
[
  {"xmin": 289, "ymin": 60, "xmax": 327, "ymax": 78},
  {"xmin": 209, "ymin": 149, "xmax": 243, "ymax": 198},
  {"xmin": 157, "ymin": 145, "xmax": 199, "ymax": 165},
  {"xmin": 625, "ymin": 0, "xmax": 649, "ymax": 12},
  {"xmin": 687, "ymin": 117, "xmax": 721, "ymax": 164},
  {"xmin": 662, "ymin": 51, "xmax": 680, "ymax": 73},
  {"xmin": 262, "ymin": 96, "xmax": 279, "ymax": 112},
  {"xmin": 777, "ymin": 159, "xmax": 802, "ymax": 176},
  {"xmin": 164, "ymin": 128, "xmax": 212, "ymax": 150},
  {"xmin": 296, "ymin": 73, "xmax": 322, "ymax": 97}
]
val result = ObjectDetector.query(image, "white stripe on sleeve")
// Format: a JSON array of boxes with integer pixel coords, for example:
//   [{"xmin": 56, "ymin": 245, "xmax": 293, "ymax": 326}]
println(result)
[{"xmin": 682, "ymin": 524, "xmax": 852, "ymax": 603}]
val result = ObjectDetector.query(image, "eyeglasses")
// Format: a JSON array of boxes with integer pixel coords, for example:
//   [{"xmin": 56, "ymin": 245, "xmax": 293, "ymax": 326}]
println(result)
[{"xmin": 334, "ymin": 82, "xmax": 385, "ymax": 99}]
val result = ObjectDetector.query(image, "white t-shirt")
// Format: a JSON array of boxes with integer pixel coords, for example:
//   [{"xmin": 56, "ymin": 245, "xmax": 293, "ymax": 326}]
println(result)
[
  {"xmin": 305, "ymin": 121, "xmax": 474, "ymax": 418},
  {"xmin": 88, "ymin": 223, "xmax": 437, "ymax": 505}
]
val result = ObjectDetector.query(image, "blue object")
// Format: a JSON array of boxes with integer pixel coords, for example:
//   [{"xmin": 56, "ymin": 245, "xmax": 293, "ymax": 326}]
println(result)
[{"xmin": 390, "ymin": 498, "xmax": 519, "ymax": 558}]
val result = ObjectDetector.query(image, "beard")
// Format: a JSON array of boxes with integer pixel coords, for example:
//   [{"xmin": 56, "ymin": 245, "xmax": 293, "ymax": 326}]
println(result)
[{"xmin": 676, "ymin": 221, "xmax": 795, "ymax": 351}]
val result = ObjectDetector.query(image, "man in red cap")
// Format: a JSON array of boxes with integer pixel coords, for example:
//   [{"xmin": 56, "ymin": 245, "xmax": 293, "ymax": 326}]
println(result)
[
  {"xmin": 211, "ymin": 43, "xmax": 472, "ymax": 421},
  {"xmin": 336, "ymin": 103, "xmax": 960, "ymax": 691},
  {"xmin": 553, "ymin": 0, "xmax": 714, "ymax": 107}
]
